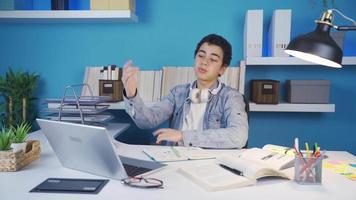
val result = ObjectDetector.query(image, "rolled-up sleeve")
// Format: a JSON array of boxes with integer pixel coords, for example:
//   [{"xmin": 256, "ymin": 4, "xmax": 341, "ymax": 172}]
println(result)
[{"xmin": 124, "ymin": 88, "xmax": 176, "ymax": 129}]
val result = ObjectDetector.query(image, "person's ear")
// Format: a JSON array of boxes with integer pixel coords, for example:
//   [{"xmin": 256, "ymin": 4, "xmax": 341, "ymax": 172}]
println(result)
[{"xmin": 219, "ymin": 65, "xmax": 227, "ymax": 76}]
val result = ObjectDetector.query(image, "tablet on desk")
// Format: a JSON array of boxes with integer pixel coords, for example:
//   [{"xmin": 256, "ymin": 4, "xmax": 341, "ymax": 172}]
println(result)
[{"xmin": 30, "ymin": 178, "xmax": 109, "ymax": 194}]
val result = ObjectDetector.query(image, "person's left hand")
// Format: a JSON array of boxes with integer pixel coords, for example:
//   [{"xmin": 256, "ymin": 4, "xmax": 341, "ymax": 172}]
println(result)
[{"xmin": 153, "ymin": 128, "xmax": 183, "ymax": 144}]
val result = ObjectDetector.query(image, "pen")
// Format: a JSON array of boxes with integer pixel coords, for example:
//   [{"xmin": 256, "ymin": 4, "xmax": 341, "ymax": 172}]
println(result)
[
  {"xmin": 301, "ymin": 150, "xmax": 327, "ymax": 180},
  {"xmin": 219, "ymin": 164, "xmax": 243, "ymax": 176},
  {"xmin": 294, "ymin": 138, "xmax": 300, "ymax": 154},
  {"xmin": 305, "ymin": 142, "xmax": 310, "ymax": 158},
  {"xmin": 314, "ymin": 143, "xmax": 319, "ymax": 157},
  {"xmin": 142, "ymin": 150, "xmax": 156, "ymax": 161},
  {"xmin": 171, "ymin": 146, "xmax": 181, "ymax": 158}
]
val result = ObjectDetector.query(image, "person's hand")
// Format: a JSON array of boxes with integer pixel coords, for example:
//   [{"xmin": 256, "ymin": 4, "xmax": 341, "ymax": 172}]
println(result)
[
  {"xmin": 153, "ymin": 128, "xmax": 183, "ymax": 144},
  {"xmin": 122, "ymin": 60, "xmax": 139, "ymax": 98}
]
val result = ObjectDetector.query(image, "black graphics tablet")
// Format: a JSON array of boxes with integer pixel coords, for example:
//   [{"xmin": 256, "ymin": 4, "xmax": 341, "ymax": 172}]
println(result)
[{"xmin": 30, "ymin": 178, "xmax": 109, "ymax": 194}]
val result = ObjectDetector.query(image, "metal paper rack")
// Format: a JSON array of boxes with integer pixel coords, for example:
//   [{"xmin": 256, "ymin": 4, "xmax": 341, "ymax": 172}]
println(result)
[{"xmin": 43, "ymin": 84, "xmax": 113, "ymax": 124}]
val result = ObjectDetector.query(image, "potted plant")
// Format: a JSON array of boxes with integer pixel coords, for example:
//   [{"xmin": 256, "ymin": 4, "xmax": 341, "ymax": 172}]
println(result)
[
  {"xmin": 0, "ymin": 68, "xmax": 39, "ymax": 128},
  {"xmin": 10, "ymin": 122, "xmax": 31, "ymax": 153},
  {"xmin": 0, "ymin": 128, "xmax": 14, "ymax": 152}
]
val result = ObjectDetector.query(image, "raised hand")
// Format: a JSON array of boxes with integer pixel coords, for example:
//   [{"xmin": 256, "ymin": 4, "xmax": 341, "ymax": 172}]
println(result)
[{"xmin": 122, "ymin": 60, "xmax": 139, "ymax": 98}]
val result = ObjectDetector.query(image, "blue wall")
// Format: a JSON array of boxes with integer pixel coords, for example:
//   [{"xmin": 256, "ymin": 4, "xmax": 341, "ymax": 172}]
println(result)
[{"xmin": 1, "ymin": 0, "xmax": 356, "ymax": 154}]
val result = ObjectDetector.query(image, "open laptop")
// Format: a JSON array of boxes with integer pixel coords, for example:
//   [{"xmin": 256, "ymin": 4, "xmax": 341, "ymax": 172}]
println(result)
[{"xmin": 36, "ymin": 118, "xmax": 165, "ymax": 180}]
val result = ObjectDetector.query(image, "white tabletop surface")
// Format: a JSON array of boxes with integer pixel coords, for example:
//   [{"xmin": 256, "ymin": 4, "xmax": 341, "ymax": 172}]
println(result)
[{"xmin": 1, "ymin": 130, "xmax": 355, "ymax": 200}]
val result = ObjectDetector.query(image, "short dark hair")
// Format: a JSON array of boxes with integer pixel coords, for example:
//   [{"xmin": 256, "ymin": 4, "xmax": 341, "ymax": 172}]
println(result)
[{"xmin": 194, "ymin": 34, "xmax": 232, "ymax": 66}]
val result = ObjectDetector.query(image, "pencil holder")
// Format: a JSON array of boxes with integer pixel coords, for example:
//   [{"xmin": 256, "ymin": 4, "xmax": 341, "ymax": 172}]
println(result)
[{"xmin": 294, "ymin": 155, "xmax": 322, "ymax": 184}]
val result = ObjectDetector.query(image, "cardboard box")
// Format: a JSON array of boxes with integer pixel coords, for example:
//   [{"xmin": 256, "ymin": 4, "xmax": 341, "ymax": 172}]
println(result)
[
  {"xmin": 99, "ymin": 80, "xmax": 123, "ymax": 102},
  {"xmin": 251, "ymin": 80, "xmax": 280, "ymax": 104},
  {"xmin": 286, "ymin": 80, "xmax": 330, "ymax": 103}
]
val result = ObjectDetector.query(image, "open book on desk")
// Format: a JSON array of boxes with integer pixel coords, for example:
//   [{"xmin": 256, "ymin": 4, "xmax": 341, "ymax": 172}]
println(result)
[
  {"xmin": 178, "ymin": 147, "xmax": 294, "ymax": 191},
  {"xmin": 143, "ymin": 146, "xmax": 215, "ymax": 162}
]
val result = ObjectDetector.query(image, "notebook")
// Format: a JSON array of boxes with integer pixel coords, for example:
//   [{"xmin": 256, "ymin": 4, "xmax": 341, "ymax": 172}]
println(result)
[
  {"xmin": 37, "ymin": 119, "xmax": 166, "ymax": 180},
  {"xmin": 143, "ymin": 146, "xmax": 215, "ymax": 162}
]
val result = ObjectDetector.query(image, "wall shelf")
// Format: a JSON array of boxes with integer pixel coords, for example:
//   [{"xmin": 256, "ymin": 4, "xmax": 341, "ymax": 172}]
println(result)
[
  {"xmin": 240, "ymin": 58, "xmax": 340, "ymax": 113},
  {"xmin": 0, "ymin": 10, "xmax": 138, "ymax": 22},
  {"xmin": 249, "ymin": 103, "xmax": 335, "ymax": 112},
  {"xmin": 106, "ymin": 99, "xmax": 337, "ymax": 112},
  {"xmin": 245, "ymin": 56, "xmax": 356, "ymax": 66}
]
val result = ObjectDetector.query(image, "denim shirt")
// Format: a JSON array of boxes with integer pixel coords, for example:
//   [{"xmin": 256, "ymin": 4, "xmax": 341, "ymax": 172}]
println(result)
[{"xmin": 124, "ymin": 82, "xmax": 249, "ymax": 149}]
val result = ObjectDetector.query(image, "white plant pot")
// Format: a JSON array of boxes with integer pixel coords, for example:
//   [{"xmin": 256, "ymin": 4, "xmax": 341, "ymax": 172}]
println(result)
[
  {"xmin": 0, "ymin": 148, "xmax": 13, "ymax": 152},
  {"xmin": 11, "ymin": 142, "xmax": 27, "ymax": 153}
]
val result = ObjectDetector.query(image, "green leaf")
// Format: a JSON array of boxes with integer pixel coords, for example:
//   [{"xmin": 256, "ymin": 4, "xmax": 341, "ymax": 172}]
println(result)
[
  {"xmin": 0, "ymin": 128, "xmax": 14, "ymax": 151},
  {"xmin": 0, "ymin": 67, "xmax": 40, "ymax": 127},
  {"xmin": 12, "ymin": 122, "xmax": 31, "ymax": 143}
]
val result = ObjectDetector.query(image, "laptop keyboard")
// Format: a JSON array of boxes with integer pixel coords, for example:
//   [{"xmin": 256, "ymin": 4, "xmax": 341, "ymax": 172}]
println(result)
[{"xmin": 123, "ymin": 163, "xmax": 152, "ymax": 177}]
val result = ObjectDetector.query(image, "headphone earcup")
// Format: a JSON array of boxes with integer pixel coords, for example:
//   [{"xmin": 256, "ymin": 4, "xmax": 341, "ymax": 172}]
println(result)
[
  {"xmin": 200, "ymin": 89, "xmax": 211, "ymax": 103},
  {"xmin": 190, "ymin": 88, "xmax": 200, "ymax": 103}
]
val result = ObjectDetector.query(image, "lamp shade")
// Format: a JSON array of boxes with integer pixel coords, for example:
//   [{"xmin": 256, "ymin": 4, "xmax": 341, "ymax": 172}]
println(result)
[{"xmin": 285, "ymin": 23, "xmax": 343, "ymax": 68}]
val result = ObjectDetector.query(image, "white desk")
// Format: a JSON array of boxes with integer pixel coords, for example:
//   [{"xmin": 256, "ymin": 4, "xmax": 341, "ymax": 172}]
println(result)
[{"xmin": 1, "ymin": 131, "xmax": 355, "ymax": 200}]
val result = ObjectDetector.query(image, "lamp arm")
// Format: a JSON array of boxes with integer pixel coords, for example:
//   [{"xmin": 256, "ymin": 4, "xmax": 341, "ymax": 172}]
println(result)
[
  {"xmin": 335, "ymin": 26, "xmax": 356, "ymax": 31},
  {"xmin": 330, "ymin": 9, "xmax": 356, "ymax": 26}
]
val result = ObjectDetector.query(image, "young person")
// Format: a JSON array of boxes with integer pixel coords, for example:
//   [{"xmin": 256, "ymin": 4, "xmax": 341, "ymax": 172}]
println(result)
[{"xmin": 121, "ymin": 34, "xmax": 248, "ymax": 149}]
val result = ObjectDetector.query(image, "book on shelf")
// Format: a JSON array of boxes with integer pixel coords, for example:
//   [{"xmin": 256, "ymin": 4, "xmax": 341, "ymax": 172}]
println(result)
[
  {"xmin": 137, "ymin": 70, "xmax": 155, "ymax": 102},
  {"xmin": 143, "ymin": 146, "xmax": 215, "ymax": 162},
  {"xmin": 161, "ymin": 66, "xmax": 179, "ymax": 97},
  {"xmin": 90, "ymin": 0, "xmax": 109, "ymax": 10},
  {"xmin": 268, "ymin": 9, "xmax": 292, "ymax": 57},
  {"xmin": 243, "ymin": 10, "xmax": 263, "ymax": 58},
  {"xmin": 82, "ymin": 66, "xmax": 101, "ymax": 96},
  {"xmin": 51, "ymin": 0, "xmax": 69, "ymax": 10},
  {"xmin": 152, "ymin": 70, "xmax": 162, "ymax": 102},
  {"xmin": 219, "ymin": 67, "xmax": 240, "ymax": 89},
  {"xmin": 109, "ymin": 0, "xmax": 136, "ymax": 11},
  {"xmin": 178, "ymin": 146, "xmax": 294, "ymax": 191}
]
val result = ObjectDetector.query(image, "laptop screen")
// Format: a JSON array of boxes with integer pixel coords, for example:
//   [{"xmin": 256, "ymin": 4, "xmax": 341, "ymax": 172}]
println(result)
[{"xmin": 36, "ymin": 119, "xmax": 165, "ymax": 180}]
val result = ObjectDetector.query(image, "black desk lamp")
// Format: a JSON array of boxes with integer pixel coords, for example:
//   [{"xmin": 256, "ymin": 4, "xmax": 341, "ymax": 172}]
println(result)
[{"xmin": 285, "ymin": 9, "xmax": 356, "ymax": 68}]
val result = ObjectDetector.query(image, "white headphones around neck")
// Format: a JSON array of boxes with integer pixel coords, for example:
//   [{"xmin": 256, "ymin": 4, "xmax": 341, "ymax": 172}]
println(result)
[{"xmin": 189, "ymin": 81, "xmax": 222, "ymax": 103}]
